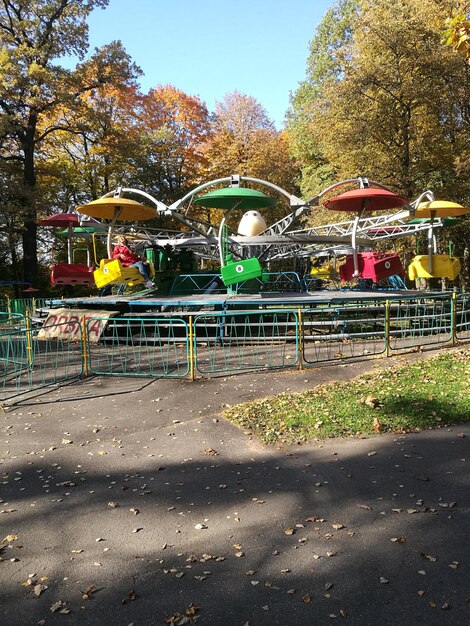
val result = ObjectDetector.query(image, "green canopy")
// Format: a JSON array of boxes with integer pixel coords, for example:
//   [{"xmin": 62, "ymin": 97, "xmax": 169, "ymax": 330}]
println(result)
[
  {"xmin": 192, "ymin": 187, "xmax": 276, "ymax": 210},
  {"xmin": 56, "ymin": 226, "xmax": 106, "ymax": 238}
]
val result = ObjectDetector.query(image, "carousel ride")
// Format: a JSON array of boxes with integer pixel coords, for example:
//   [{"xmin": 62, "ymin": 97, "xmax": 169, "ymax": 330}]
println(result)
[{"xmin": 39, "ymin": 175, "xmax": 469, "ymax": 311}]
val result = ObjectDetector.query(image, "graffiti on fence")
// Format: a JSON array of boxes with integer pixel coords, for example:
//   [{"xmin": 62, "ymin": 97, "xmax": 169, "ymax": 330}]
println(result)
[{"xmin": 37, "ymin": 308, "xmax": 118, "ymax": 343}]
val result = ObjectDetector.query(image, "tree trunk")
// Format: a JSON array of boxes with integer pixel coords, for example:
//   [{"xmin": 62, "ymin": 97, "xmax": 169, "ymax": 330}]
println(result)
[{"xmin": 21, "ymin": 116, "xmax": 38, "ymax": 286}]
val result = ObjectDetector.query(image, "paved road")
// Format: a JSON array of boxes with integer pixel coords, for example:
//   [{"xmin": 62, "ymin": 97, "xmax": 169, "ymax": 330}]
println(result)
[{"xmin": 0, "ymin": 351, "xmax": 468, "ymax": 625}]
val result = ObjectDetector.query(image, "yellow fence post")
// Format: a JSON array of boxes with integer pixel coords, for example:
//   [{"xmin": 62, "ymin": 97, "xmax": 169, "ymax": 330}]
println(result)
[
  {"xmin": 25, "ymin": 309, "xmax": 33, "ymax": 367},
  {"xmin": 298, "ymin": 308, "xmax": 304, "ymax": 370},
  {"xmin": 451, "ymin": 291, "xmax": 457, "ymax": 345},
  {"xmin": 81, "ymin": 315, "xmax": 89, "ymax": 377},
  {"xmin": 385, "ymin": 299, "xmax": 390, "ymax": 357},
  {"xmin": 189, "ymin": 315, "xmax": 195, "ymax": 381}
]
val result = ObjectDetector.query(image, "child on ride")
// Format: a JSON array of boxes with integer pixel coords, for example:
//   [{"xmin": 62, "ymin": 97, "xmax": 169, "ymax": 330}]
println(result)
[{"xmin": 113, "ymin": 235, "xmax": 154, "ymax": 288}]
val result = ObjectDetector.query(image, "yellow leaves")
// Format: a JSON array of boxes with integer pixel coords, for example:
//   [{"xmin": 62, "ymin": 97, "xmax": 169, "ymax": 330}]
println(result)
[
  {"xmin": 444, "ymin": 15, "xmax": 470, "ymax": 60},
  {"xmin": 164, "ymin": 603, "xmax": 199, "ymax": 625},
  {"xmin": 2, "ymin": 534, "xmax": 18, "ymax": 543}
]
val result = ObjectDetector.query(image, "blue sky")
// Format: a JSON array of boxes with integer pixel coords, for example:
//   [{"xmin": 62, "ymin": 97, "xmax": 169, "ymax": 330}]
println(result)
[{"xmin": 84, "ymin": 0, "xmax": 335, "ymax": 129}]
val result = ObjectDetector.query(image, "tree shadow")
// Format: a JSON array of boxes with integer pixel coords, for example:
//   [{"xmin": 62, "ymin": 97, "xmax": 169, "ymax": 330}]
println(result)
[{"xmin": 0, "ymin": 427, "xmax": 468, "ymax": 625}]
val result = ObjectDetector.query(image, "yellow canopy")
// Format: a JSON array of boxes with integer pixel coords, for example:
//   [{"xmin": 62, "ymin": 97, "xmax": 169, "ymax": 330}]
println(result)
[
  {"xmin": 77, "ymin": 197, "xmax": 157, "ymax": 221},
  {"xmin": 414, "ymin": 200, "xmax": 470, "ymax": 218}
]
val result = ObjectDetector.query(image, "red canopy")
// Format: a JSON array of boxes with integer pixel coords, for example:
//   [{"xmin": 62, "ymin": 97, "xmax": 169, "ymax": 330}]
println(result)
[
  {"xmin": 323, "ymin": 188, "xmax": 408, "ymax": 212},
  {"xmin": 37, "ymin": 213, "xmax": 79, "ymax": 227}
]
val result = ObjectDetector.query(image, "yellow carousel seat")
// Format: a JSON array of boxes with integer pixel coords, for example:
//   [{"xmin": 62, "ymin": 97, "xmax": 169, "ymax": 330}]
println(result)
[
  {"xmin": 94, "ymin": 259, "xmax": 154, "ymax": 289},
  {"xmin": 408, "ymin": 255, "xmax": 461, "ymax": 281},
  {"xmin": 310, "ymin": 263, "xmax": 339, "ymax": 280}
]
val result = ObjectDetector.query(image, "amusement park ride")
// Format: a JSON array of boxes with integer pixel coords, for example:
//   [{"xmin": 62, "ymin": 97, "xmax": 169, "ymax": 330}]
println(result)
[{"xmin": 39, "ymin": 175, "xmax": 469, "ymax": 310}]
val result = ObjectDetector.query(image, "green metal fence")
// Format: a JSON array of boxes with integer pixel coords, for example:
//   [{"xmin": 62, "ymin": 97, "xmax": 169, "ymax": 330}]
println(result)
[
  {"xmin": 194, "ymin": 310, "xmax": 299, "ymax": 373},
  {"xmin": 456, "ymin": 293, "xmax": 470, "ymax": 340},
  {"xmin": 302, "ymin": 301, "xmax": 387, "ymax": 363},
  {"xmin": 0, "ymin": 311, "xmax": 24, "ymax": 331},
  {"xmin": 0, "ymin": 297, "xmax": 52, "ymax": 319},
  {"xmin": 1, "ymin": 293, "xmax": 469, "ymax": 402},
  {"xmin": 86, "ymin": 317, "xmax": 190, "ymax": 377},
  {"xmin": 388, "ymin": 295, "xmax": 452, "ymax": 351},
  {"xmin": 0, "ymin": 318, "xmax": 84, "ymax": 402}
]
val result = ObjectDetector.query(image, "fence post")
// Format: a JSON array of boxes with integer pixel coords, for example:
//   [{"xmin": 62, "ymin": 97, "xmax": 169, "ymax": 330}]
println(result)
[
  {"xmin": 25, "ymin": 309, "xmax": 33, "ymax": 367},
  {"xmin": 298, "ymin": 308, "xmax": 304, "ymax": 370},
  {"xmin": 385, "ymin": 299, "xmax": 390, "ymax": 357},
  {"xmin": 81, "ymin": 315, "xmax": 89, "ymax": 377},
  {"xmin": 451, "ymin": 291, "xmax": 457, "ymax": 345},
  {"xmin": 189, "ymin": 315, "xmax": 195, "ymax": 381}
]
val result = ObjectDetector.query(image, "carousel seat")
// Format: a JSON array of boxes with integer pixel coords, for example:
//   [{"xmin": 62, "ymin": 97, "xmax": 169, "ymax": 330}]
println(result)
[{"xmin": 51, "ymin": 263, "xmax": 95, "ymax": 286}]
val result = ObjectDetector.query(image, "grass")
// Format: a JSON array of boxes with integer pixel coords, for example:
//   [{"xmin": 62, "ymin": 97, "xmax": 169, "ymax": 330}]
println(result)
[{"xmin": 223, "ymin": 349, "xmax": 470, "ymax": 445}]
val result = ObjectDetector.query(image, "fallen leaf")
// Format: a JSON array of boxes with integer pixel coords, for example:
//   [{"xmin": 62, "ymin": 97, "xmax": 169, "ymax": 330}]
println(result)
[
  {"xmin": 50, "ymin": 600, "xmax": 66, "ymax": 613},
  {"xmin": 3, "ymin": 534, "xmax": 18, "ymax": 542},
  {"xmin": 302, "ymin": 593, "xmax": 312, "ymax": 604},
  {"xmin": 365, "ymin": 396, "xmax": 380, "ymax": 408},
  {"xmin": 373, "ymin": 417, "xmax": 382, "ymax": 431},
  {"xmin": 34, "ymin": 584, "xmax": 48, "ymax": 597}
]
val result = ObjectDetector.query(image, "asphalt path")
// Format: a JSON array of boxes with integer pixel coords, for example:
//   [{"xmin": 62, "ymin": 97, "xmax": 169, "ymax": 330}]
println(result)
[{"xmin": 0, "ymin": 351, "xmax": 468, "ymax": 625}]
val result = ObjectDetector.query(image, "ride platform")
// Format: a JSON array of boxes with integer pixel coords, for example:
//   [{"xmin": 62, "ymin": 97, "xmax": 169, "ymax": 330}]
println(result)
[{"xmin": 45, "ymin": 287, "xmax": 429, "ymax": 316}]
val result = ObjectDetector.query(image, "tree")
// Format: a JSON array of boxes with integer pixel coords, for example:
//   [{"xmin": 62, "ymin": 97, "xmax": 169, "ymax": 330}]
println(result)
[
  {"xmin": 0, "ymin": 0, "xmax": 140, "ymax": 284},
  {"xmin": 131, "ymin": 85, "xmax": 211, "ymax": 203},
  {"xmin": 287, "ymin": 0, "xmax": 470, "ymax": 205},
  {"xmin": 204, "ymin": 91, "xmax": 299, "ymax": 192},
  {"xmin": 202, "ymin": 91, "xmax": 301, "ymax": 225},
  {"xmin": 286, "ymin": 0, "xmax": 358, "ymax": 199},
  {"xmin": 38, "ymin": 82, "xmax": 144, "ymax": 211}
]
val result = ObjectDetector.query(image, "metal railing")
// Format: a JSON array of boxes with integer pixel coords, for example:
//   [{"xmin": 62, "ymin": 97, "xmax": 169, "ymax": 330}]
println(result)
[
  {"xmin": 1, "ymin": 315, "xmax": 84, "ymax": 402},
  {"xmin": 302, "ymin": 301, "xmax": 387, "ymax": 363},
  {"xmin": 194, "ymin": 309, "xmax": 299, "ymax": 373},
  {"xmin": 455, "ymin": 292, "xmax": 470, "ymax": 340},
  {"xmin": 86, "ymin": 317, "xmax": 190, "ymax": 377},
  {"xmin": 388, "ymin": 295, "xmax": 452, "ymax": 351},
  {"xmin": 1, "ymin": 292, "xmax": 469, "ymax": 401}
]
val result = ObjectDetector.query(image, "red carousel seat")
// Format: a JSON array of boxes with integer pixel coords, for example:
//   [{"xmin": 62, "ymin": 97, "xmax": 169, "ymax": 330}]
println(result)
[
  {"xmin": 339, "ymin": 252, "xmax": 404, "ymax": 282},
  {"xmin": 51, "ymin": 263, "xmax": 95, "ymax": 286}
]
